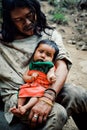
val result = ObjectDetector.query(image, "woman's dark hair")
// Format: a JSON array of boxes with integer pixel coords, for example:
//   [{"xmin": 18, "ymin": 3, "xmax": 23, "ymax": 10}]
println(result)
[{"xmin": 1, "ymin": 0, "xmax": 53, "ymax": 42}]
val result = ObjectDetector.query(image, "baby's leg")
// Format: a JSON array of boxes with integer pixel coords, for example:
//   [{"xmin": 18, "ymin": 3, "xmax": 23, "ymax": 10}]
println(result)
[
  {"xmin": 18, "ymin": 97, "xmax": 26, "ymax": 107},
  {"xmin": 19, "ymin": 97, "xmax": 38, "ymax": 114},
  {"xmin": 9, "ymin": 106, "xmax": 20, "ymax": 114}
]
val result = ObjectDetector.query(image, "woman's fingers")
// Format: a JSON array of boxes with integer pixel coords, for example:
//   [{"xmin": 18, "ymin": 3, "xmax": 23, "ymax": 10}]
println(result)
[{"xmin": 29, "ymin": 99, "xmax": 52, "ymax": 124}]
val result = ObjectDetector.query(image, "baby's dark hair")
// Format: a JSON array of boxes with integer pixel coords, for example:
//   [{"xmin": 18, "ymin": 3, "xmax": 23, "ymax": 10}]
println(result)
[{"xmin": 35, "ymin": 39, "xmax": 59, "ymax": 62}]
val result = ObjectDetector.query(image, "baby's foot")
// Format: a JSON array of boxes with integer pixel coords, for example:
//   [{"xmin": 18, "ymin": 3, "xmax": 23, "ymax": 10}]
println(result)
[
  {"xmin": 18, "ymin": 105, "xmax": 27, "ymax": 115},
  {"xmin": 9, "ymin": 106, "xmax": 17, "ymax": 112},
  {"xmin": 9, "ymin": 106, "xmax": 22, "ymax": 117}
]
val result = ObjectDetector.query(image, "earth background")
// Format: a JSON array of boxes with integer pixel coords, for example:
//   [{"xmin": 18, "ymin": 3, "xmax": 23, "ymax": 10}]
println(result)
[{"xmin": 41, "ymin": 1, "xmax": 87, "ymax": 130}]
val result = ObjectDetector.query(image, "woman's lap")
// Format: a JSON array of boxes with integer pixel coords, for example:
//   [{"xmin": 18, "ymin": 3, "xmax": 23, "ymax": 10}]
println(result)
[
  {"xmin": 1, "ymin": 83, "xmax": 87, "ymax": 130},
  {"xmin": 57, "ymin": 83, "xmax": 87, "ymax": 130},
  {"xmin": 57, "ymin": 83, "xmax": 87, "ymax": 116},
  {"xmin": 0, "ymin": 102, "xmax": 67, "ymax": 130},
  {"xmin": 0, "ymin": 110, "xmax": 30, "ymax": 130}
]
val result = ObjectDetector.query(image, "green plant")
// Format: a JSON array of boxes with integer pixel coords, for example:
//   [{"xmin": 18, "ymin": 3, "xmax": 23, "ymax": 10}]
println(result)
[
  {"xmin": 59, "ymin": 0, "xmax": 80, "ymax": 9},
  {"xmin": 51, "ymin": 12, "xmax": 68, "ymax": 24},
  {"xmin": 48, "ymin": 0, "xmax": 59, "ymax": 6}
]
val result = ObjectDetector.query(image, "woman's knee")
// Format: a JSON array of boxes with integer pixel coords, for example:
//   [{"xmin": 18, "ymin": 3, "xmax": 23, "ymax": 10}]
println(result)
[
  {"xmin": 58, "ymin": 83, "xmax": 87, "ymax": 115},
  {"xmin": 45, "ymin": 103, "xmax": 67, "ymax": 130}
]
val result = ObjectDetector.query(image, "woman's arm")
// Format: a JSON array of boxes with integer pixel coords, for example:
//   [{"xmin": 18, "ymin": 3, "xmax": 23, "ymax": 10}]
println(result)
[
  {"xmin": 50, "ymin": 59, "xmax": 69, "ymax": 94},
  {"xmin": 43, "ymin": 59, "xmax": 69, "ymax": 102}
]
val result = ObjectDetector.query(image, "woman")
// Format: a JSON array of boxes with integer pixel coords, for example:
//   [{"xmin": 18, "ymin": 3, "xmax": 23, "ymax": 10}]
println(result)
[{"xmin": 0, "ymin": 0, "xmax": 87, "ymax": 130}]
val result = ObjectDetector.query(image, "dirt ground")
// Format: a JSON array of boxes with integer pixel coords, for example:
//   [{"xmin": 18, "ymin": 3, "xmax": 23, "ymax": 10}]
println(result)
[
  {"xmin": 61, "ymin": 21, "xmax": 87, "ymax": 130},
  {"xmin": 41, "ymin": 1, "xmax": 87, "ymax": 130}
]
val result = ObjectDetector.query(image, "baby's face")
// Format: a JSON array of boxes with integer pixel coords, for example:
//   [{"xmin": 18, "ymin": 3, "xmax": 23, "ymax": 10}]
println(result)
[{"xmin": 33, "ymin": 44, "xmax": 55, "ymax": 62}]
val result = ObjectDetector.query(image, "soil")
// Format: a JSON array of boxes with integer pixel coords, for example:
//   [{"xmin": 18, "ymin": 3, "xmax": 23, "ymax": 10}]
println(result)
[{"xmin": 41, "ymin": 1, "xmax": 87, "ymax": 130}]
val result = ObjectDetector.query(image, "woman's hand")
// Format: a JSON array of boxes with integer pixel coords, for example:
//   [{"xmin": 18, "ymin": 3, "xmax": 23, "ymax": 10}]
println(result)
[{"xmin": 28, "ymin": 97, "xmax": 53, "ymax": 128}]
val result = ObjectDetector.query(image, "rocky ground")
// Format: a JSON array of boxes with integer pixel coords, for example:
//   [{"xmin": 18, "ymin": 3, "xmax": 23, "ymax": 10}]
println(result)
[{"xmin": 41, "ymin": 1, "xmax": 87, "ymax": 130}]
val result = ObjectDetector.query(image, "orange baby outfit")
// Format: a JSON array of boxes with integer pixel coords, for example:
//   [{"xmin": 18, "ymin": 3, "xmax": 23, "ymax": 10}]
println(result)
[
  {"xmin": 19, "ymin": 61, "xmax": 54, "ymax": 98},
  {"xmin": 19, "ymin": 70, "xmax": 50, "ymax": 97}
]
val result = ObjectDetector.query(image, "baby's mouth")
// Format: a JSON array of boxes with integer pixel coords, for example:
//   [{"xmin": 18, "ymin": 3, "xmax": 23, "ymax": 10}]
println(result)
[{"xmin": 36, "ymin": 59, "xmax": 44, "ymax": 62}]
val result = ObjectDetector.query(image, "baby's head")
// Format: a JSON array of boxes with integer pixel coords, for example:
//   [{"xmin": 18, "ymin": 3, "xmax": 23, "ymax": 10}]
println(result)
[{"xmin": 33, "ymin": 39, "xmax": 59, "ymax": 62}]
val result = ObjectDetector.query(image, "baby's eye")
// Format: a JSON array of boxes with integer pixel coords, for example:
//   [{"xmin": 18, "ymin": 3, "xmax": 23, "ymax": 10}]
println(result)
[
  {"xmin": 39, "ymin": 50, "xmax": 43, "ymax": 53},
  {"xmin": 46, "ymin": 52, "xmax": 51, "ymax": 57}
]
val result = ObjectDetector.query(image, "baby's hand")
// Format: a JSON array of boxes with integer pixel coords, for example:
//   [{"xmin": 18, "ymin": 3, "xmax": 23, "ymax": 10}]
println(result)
[
  {"xmin": 26, "ymin": 72, "xmax": 39, "ymax": 82},
  {"xmin": 47, "ymin": 74, "xmax": 56, "ymax": 83},
  {"xmin": 47, "ymin": 67, "xmax": 56, "ymax": 83},
  {"xmin": 32, "ymin": 72, "xmax": 39, "ymax": 80}
]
